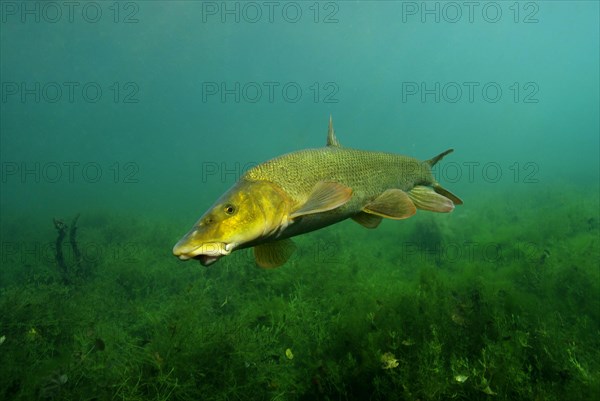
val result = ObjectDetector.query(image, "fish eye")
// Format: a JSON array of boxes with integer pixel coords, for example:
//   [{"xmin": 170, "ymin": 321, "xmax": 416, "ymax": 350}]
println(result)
[{"xmin": 224, "ymin": 204, "xmax": 236, "ymax": 215}]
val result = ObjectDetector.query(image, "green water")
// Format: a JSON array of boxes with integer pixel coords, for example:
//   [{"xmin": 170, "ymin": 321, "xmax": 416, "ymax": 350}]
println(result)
[{"xmin": 1, "ymin": 1, "xmax": 598, "ymax": 400}]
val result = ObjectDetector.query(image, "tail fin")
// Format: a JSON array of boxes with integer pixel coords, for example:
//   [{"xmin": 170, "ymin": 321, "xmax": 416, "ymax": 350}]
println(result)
[
  {"xmin": 427, "ymin": 148, "xmax": 454, "ymax": 167},
  {"xmin": 427, "ymin": 149, "xmax": 463, "ymax": 205},
  {"xmin": 433, "ymin": 183, "xmax": 463, "ymax": 205}
]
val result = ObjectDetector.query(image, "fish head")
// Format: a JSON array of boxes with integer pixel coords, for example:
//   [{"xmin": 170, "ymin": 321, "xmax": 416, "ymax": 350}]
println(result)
[{"xmin": 172, "ymin": 179, "xmax": 289, "ymax": 266}]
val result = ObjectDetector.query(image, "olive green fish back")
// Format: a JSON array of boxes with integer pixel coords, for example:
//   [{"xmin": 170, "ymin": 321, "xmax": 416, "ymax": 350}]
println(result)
[{"xmin": 243, "ymin": 147, "xmax": 434, "ymax": 204}]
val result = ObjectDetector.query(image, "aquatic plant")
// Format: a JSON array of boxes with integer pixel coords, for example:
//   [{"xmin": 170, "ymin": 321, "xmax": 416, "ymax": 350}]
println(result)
[
  {"xmin": 0, "ymin": 187, "xmax": 598, "ymax": 400},
  {"xmin": 51, "ymin": 214, "xmax": 86, "ymax": 284}
]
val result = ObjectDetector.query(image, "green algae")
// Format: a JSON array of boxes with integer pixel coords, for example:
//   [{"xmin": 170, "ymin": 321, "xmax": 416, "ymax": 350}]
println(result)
[{"xmin": 0, "ymin": 186, "xmax": 598, "ymax": 401}]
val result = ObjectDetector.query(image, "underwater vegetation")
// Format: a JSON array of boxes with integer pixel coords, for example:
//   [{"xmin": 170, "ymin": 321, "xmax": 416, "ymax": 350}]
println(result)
[{"xmin": 0, "ymin": 185, "xmax": 598, "ymax": 401}]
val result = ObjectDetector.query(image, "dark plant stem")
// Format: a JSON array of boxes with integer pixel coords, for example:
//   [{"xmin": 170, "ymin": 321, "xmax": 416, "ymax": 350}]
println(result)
[
  {"xmin": 53, "ymin": 218, "xmax": 70, "ymax": 284},
  {"xmin": 70, "ymin": 213, "xmax": 82, "ymax": 270}
]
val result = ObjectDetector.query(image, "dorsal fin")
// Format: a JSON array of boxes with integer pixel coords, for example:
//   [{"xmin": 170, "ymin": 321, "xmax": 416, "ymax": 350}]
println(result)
[
  {"xmin": 427, "ymin": 149, "xmax": 454, "ymax": 166},
  {"xmin": 326, "ymin": 115, "xmax": 341, "ymax": 147}
]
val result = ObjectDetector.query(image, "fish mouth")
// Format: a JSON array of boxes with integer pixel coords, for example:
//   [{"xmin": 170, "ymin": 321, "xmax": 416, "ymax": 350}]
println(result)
[
  {"xmin": 194, "ymin": 254, "xmax": 223, "ymax": 266},
  {"xmin": 172, "ymin": 242, "xmax": 236, "ymax": 266}
]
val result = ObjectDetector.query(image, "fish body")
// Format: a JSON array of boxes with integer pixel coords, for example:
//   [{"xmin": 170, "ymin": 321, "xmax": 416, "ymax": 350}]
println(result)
[
  {"xmin": 173, "ymin": 118, "xmax": 462, "ymax": 268},
  {"xmin": 241, "ymin": 147, "xmax": 435, "ymax": 238}
]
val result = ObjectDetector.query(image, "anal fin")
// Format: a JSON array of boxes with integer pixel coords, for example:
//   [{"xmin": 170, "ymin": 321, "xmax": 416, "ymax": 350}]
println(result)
[
  {"xmin": 254, "ymin": 239, "xmax": 297, "ymax": 268},
  {"xmin": 408, "ymin": 185, "xmax": 455, "ymax": 212},
  {"xmin": 362, "ymin": 189, "xmax": 416, "ymax": 220}
]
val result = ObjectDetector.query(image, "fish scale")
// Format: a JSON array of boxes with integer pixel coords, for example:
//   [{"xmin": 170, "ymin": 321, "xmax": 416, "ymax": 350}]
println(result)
[{"xmin": 243, "ymin": 146, "xmax": 434, "ymax": 210}]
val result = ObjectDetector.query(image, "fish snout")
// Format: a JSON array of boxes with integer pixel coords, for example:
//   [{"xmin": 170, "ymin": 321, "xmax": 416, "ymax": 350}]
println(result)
[
  {"xmin": 172, "ymin": 229, "xmax": 197, "ymax": 259},
  {"xmin": 172, "ymin": 229, "xmax": 236, "ymax": 266}
]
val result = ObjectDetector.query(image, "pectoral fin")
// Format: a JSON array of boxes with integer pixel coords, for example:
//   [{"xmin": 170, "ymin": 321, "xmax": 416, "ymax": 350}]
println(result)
[
  {"xmin": 352, "ymin": 212, "xmax": 383, "ymax": 228},
  {"xmin": 362, "ymin": 189, "xmax": 417, "ymax": 219},
  {"xmin": 408, "ymin": 185, "xmax": 455, "ymax": 212},
  {"xmin": 290, "ymin": 181, "xmax": 352, "ymax": 219},
  {"xmin": 254, "ymin": 239, "xmax": 297, "ymax": 269}
]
